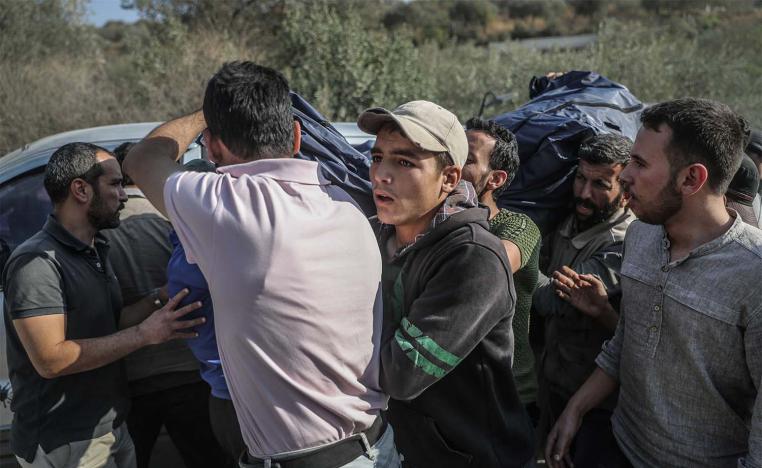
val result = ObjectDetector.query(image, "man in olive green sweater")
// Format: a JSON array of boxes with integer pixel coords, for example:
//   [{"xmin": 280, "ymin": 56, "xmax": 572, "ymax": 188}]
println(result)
[{"xmin": 462, "ymin": 117, "xmax": 542, "ymax": 417}]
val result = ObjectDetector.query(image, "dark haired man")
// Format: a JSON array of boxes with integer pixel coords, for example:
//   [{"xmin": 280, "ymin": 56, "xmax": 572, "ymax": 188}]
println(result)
[
  {"xmin": 533, "ymin": 133, "xmax": 634, "ymax": 467},
  {"xmin": 462, "ymin": 117, "xmax": 542, "ymax": 418},
  {"xmin": 359, "ymin": 101, "xmax": 535, "ymax": 467},
  {"xmin": 3, "ymin": 142, "xmax": 204, "ymax": 468},
  {"xmin": 547, "ymin": 98, "xmax": 762, "ymax": 468},
  {"xmin": 125, "ymin": 62, "xmax": 396, "ymax": 467},
  {"xmin": 104, "ymin": 143, "xmax": 225, "ymax": 468}
]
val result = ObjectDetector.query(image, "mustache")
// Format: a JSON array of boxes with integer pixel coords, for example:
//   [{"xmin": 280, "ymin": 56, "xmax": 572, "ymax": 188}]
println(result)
[{"xmin": 574, "ymin": 197, "xmax": 597, "ymax": 211}]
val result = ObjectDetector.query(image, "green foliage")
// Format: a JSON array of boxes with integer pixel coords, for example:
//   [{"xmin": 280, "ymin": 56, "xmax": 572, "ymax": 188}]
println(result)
[
  {"xmin": 0, "ymin": 0, "xmax": 97, "ymax": 62},
  {"xmin": 273, "ymin": 2, "xmax": 432, "ymax": 121},
  {"xmin": 1, "ymin": 0, "xmax": 761, "ymax": 156}
]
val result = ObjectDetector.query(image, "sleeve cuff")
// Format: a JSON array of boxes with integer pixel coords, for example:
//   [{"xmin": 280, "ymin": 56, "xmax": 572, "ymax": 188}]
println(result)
[
  {"xmin": 595, "ymin": 344, "xmax": 620, "ymax": 382},
  {"xmin": 11, "ymin": 307, "xmax": 65, "ymax": 319}
]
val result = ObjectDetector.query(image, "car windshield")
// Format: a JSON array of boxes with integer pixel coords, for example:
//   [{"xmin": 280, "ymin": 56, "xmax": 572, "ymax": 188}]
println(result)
[{"xmin": 0, "ymin": 169, "xmax": 51, "ymax": 273}]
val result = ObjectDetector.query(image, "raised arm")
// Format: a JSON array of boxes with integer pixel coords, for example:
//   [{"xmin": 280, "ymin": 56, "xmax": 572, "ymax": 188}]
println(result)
[
  {"xmin": 533, "ymin": 241, "xmax": 624, "ymax": 318},
  {"xmin": 123, "ymin": 110, "xmax": 206, "ymax": 217},
  {"xmin": 553, "ymin": 265, "xmax": 619, "ymax": 332}
]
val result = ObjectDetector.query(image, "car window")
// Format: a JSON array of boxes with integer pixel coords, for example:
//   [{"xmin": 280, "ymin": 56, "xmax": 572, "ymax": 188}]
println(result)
[{"xmin": 0, "ymin": 170, "xmax": 51, "ymax": 277}]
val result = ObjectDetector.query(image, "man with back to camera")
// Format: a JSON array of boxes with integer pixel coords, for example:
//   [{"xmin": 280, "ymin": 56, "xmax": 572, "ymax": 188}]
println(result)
[
  {"xmin": 532, "ymin": 133, "xmax": 635, "ymax": 467},
  {"xmin": 546, "ymin": 98, "xmax": 762, "ymax": 468},
  {"xmin": 2, "ymin": 142, "xmax": 204, "ymax": 468},
  {"xmin": 124, "ymin": 61, "xmax": 399, "ymax": 468},
  {"xmin": 460, "ymin": 117, "xmax": 542, "ymax": 420},
  {"xmin": 357, "ymin": 101, "xmax": 535, "ymax": 467}
]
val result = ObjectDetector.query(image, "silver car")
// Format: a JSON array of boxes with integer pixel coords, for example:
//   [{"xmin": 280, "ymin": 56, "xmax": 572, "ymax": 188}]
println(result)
[{"xmin": 0, "ymin": 122, "xmax": 372, "ymax": 467}]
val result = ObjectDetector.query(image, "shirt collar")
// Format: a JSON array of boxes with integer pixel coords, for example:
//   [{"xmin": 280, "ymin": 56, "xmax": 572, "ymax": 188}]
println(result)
[
  {"xmin": 43, "ymin": 214, "xmax": 108, "ymax": 253},
  {"xmin": 380, "ymin": 180, "xmax": 479, "ymax": 258},
  {"xmin": 560, "ymin": 207, "xmax": 634, "ymax": 250},
  {"xmin": 216, "ymin": 158, "xmax": 329, "ymax": 186},
  {"xmin": 660, "ymin": 208, "xmax": 744, "ymax": 261}
]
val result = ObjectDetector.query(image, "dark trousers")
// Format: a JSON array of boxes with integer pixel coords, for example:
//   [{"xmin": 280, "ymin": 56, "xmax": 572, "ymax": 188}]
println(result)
[
  {"xmin": 209, "ymin": 394, "xmax": 246, "ymax": 465},
  {"xmin": 547, "ymin": 392, "xmax": 631, "ymax": 468},
  {"xmin": 127, "ymin": 380, "xmax": 228, "ymax": 468}
]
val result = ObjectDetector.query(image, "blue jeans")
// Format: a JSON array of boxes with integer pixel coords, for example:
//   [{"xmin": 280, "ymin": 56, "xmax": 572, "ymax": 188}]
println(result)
[
  {"xmin": 239, "ymin": 425, "xmax": 400, "ymax": 468},
  {"xmin": 343, "ymin": 425, "xmax": 400, "ymax": 468}
]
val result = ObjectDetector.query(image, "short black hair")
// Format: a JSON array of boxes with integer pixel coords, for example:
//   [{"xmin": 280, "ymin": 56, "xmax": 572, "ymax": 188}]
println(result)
[
  {"xmin": 465, "ymin": 117, "xmax": 519, "ymax": 198},
  {"xmin": 641, "ymin": 98, "xmax": 749, "ymax": 194},
  {"xmin": 203, "ymin": 61, "xmax": 293, "ymax": 161},
  {"xmin": 113, "ymin": 142, "xmax": 135, "ymax": 186},
  {"xmin": 578, "ymin": 133, "xmax": 632, "ymax": 167},
  {"xmin": 44, "ymin": 142, "xmax": 109, "ymax": 204}
]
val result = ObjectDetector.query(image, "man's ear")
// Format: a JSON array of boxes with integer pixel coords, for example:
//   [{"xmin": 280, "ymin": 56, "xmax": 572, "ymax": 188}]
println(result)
[
  {"xmin": 442, "ymin": 165, "xmax": 462, "ymax": 194},
  {"xmin": 205, "ymin": 130, "xmax": 237, "ymax": 165},
  {"xmin": 292, "ymin": 120, "xmax": 302, "ymax": 156},
  {"xmin": 70, "ymin": 179, "xmax": 92, "ymax": 204},
  {"xmin": 486, "ymin": 170, "xmax": 508, "ymax": 193},
  {"xmin": 678, "ymin": 163, "xmax": 709, "ymax": 197}
]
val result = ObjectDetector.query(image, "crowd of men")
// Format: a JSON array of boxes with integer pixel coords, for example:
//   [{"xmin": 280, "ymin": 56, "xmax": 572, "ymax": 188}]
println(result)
[{"xmin": 3, "ymin": 61, "xmax": 761, "ymax": 468}]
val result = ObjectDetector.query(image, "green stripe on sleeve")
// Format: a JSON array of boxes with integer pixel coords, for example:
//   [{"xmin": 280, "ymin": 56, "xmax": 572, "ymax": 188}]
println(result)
[
  {"xmin": 400, "ymin": 318, "xmax": 462, "ymax": 368},
  {"xmin": 395, "ymin": 329, "xmax": 446, "ymax": 378}
]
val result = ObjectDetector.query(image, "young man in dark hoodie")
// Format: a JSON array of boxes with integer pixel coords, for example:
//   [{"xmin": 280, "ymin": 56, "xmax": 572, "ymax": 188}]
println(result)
[{"xmin": 358, "ymin": 101, "xmax": 535, "ymax": 468}]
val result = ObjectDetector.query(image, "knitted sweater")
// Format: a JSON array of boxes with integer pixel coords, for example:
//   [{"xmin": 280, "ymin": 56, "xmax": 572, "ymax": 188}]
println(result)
[{"xmin": 489, "ymin": 209, "xmax": 541, "ymax": 404}]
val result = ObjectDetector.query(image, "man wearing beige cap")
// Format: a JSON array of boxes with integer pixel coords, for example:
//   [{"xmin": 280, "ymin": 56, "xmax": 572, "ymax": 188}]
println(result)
[{"xmin": 358, "ymin": 101, "xmax": 535, "ymax": 467}]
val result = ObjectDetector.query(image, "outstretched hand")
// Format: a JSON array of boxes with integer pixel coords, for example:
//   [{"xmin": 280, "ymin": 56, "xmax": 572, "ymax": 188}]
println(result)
[
  {"xmin": 552, "ymin": 266, "xmax": 609, "ymax": 318},
  {"xmin": 137, "ymin": 289, "xmax": 204, "ymax": 345}
]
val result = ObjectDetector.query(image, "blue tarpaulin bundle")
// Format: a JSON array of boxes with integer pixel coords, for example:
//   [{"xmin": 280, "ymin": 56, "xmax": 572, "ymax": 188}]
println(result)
[
  {"xmin": 291, "ymin": 92, "xmax": 375, "ymax": 216},
  {"xmin": 493, "ymin": 71, "xmax": 643, "ymax": 235}
]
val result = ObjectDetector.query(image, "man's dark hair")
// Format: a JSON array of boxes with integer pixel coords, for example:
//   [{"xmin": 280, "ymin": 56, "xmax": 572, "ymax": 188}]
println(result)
[
  {"xmin": 203, "ymin": 61, "xmax": 293, "ymax": 161},
  {"xmin": 578, "ymin": 133, "xmax": 632, "ymax": 167},
  {"xmin": 641, "ymin": 98, "xmax": 749, "ymax": 193},
  {"xmin": 113, "ymin": 142, "xmax": 135, "ymax": 186},
  {"xmin": 465, "ymin": 117, "xmax": 519, "ymax": 198},
  {"xmin": 44, "ymin": 142, "xmax": 109, "ymax": 204}
]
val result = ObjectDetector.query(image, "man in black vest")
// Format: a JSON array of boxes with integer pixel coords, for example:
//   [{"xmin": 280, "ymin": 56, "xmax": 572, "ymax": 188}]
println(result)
[{"xmin": 3, "ymin": 142, "xmax": 204, "ymax": 468}]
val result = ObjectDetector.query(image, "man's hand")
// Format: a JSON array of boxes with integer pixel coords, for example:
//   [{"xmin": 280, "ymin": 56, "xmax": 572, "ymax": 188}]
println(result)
[
  {"xmin": 553, "ymin": 266, "xmax": 609, "ymax": 318},
  {"xmin": 545, "ymin": 403, "xmax": 583, "ymax": 468},
  {"xmin": 136, "ymin": 289, "xmax": 205, "ymax": 346}
]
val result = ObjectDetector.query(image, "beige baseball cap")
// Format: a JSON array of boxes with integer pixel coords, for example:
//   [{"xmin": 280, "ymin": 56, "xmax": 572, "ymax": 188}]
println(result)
[{"xmin": 357, "ymin": 100, "xmax": 468, "ymax": 168}]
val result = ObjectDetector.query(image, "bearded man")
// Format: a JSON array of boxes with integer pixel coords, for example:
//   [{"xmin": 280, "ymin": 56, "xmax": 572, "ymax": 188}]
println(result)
[
  {"xmin": 532, "ymin": 133, "xmax": 635, "ymax": 467},
  {"xmin": 2, "ymin": 142, "xmax": 204, "ymax": 468}
]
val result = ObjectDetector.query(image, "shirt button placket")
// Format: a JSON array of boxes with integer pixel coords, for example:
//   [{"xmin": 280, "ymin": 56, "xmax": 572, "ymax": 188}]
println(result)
[{"xmin": 648, "ymin": 272, "xmax": 667, "ymax": 358}]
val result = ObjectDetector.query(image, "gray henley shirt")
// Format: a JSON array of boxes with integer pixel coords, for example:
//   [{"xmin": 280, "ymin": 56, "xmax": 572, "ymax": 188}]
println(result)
[{"xmin": 596, "ymin": 215, "xmax": 762, "ymax": 468}]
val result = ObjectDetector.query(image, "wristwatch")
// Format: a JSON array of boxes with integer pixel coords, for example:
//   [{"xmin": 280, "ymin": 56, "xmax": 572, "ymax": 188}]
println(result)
[{"xmin": 150, "ymin": 288, "xmax": 166, "ymax": 308}]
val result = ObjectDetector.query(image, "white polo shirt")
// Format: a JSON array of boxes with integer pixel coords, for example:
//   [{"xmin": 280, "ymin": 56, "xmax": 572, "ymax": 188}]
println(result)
[{"xmin": 164, "ymin": 158, "xmax": 386, "ymax": 457}]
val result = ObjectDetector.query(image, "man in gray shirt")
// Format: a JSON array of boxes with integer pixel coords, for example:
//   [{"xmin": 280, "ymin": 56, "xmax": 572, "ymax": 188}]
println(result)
[
  {"xmin": 534, "ymin": 134, "xmax": 634, "ymax": 466},
  {"xmin": 546, "ymin": 98, "xmax": 762, "ymax": 468},
  {"xmin": 3, "ymin": 142, "xmax": 205, "ymax": 467}
]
